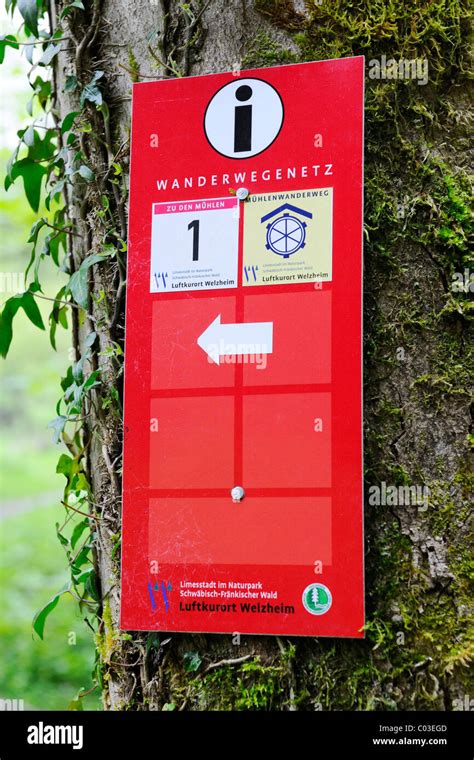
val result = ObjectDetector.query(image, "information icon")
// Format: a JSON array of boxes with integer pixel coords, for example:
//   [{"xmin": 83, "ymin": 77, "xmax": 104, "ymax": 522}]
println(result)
[{"xmin": 204, "ymin": 78, "xmax": 284, "ymax": 159}]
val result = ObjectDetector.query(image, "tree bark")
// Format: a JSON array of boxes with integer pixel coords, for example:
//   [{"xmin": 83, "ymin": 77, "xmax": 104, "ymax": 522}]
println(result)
[{"xmin": 51, "ymin": 0, "xmax": 473, "ymax": 710}]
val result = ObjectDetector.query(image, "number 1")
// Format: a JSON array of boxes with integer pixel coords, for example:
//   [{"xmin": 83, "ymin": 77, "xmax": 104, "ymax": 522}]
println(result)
[{"xmin": 188, "ymin": 219, "xmax": 200, "ymax": 261}]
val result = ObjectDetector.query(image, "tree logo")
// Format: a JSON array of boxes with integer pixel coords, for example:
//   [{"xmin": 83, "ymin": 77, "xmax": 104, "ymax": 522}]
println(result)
[{"xmin": 302, "ymin": 583, "xmax": 332, "ymax": 615}]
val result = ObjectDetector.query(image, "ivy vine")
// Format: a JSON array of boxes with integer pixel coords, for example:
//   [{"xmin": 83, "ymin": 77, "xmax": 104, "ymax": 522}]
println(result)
[{"xmin": 1, "ymin": 0, "xmax": 127, "ymax": 704}]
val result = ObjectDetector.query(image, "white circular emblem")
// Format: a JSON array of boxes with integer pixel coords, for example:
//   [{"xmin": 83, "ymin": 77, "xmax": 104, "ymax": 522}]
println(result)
[{"xmin": 204, "ymin": 78, "xmax": 284, "ymax": 159}]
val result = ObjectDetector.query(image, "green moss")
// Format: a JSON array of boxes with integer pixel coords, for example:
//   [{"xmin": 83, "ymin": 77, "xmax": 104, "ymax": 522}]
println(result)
[
  {"xmin": 161, "ymin": 650, "xmax": 298, "ymax": 710},
  {"xmin": 95, "ymin": 599, "xmax": 118, "ymax": 664},
  {"xmin": 127, "ymin": 46, "xmax": 140, "ymax": 83},
  {"xmin": 242, "ymin": 32, "xmax": 298, "ymax": 69}
]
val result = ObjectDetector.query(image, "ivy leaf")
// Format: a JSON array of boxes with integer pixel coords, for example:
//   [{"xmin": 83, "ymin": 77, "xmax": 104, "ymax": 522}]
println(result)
[
  {"xmin": 0, "ymin": 289, "xmax": 45, "ymax": 358},
  {"xmin": 65, "ymin": 74, "xmax": 78, "ymax": 93},
  {"xmin": 67, "ymin": 254, "xmax": 108, "ymax": 308},
  {"xmin": 17, "ymin": 0, "xmax": 39, "ymax": 37},
  {"xmin": 74, "ymin": 567, "xmax": 93, "ymax": 584},
  {"xmin": 60, "ymin": 0, "xmax": 85, "ymax": 19},
  {"xmin": 71, "ymin": 542, "xmax": 92, "ymax": 572},
  {"xmin": 48, "ymin": 415, "xmax": 67, "ymax": 443},
  {"xmin": 80, "ymin": 70, "xmax": 104, "ymax": 107},
  {"xmin": 10, "ymin": 157, "xmax": 46, "ymax": 212},
  {"xmin": 146, "ymin": 632, "xmax": 161, "ymax": 654},
  {"xmin": 24, "ymin": 38, "xmax": 35, "ymax": 64},
  {"xmin": 183, "ymin": 651, "xmax": 202, "ymax": 672},
  {"xmin": 44, "ymin": 230, "xmax": 67, "ymax": 267},
  {"xmin": 0, "ymin": 34, "xmax": 19, "ymax": 64},
  {"xmin": 55, "ymin": 522, "xmax": 69, "ymax": 547},
  {"xmin": 68, "ymin": 269, "xmax": 88, "ymax": 309},
  {"xmin": 49, "ymin": 285, "xmax": 67, "ymax": 350},
  {"xmin": 30, "ymin": 75, "xmax": 52, "ymax": 110},
  {"xmin": 85, "ymin": 570, "xmax": 100, "ymax": 602},
  {"xmin": 33, "ymin": 582, "xmax": 72, "ymax": 639},
  {"xmin": 22, "ymin": 125, "xmax": 36, "ymax": 146},
  {"xmin": 39, "ymin": 42, "xmax": 61, "ymax": 67},
  {"xmin": 21, "ymin": 289, "xmax": 45, "ymax": 329},
  {"xmin": 67, "ymin": 696, "xmax": 84, "ymax": 711},
  {"xmin": 56, "ymin": 453, "xmax": 77, "ymax": 478},
  {"xmin": 84, "ymin": 330, "xmax": 97, "ymax": 348},
  {"xmin": 71, "ymin": 519, "xmax": 90, "ymax": 550},
  {"xmin": 78, "ymin": 164, "xmax": 95, "ymax": 182},
  {"xmin": 61, "ymin": 110, "xmax": 79, "ymax": 134}
]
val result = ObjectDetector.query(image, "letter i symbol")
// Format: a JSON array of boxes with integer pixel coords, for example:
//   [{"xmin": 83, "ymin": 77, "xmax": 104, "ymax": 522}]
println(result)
[{"xmin": 234, "ymin": 85, "xmax": 253, "ymax": 153}]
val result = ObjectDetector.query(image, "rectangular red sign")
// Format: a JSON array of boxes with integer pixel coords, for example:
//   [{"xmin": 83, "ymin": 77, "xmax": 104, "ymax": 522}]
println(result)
[{"xmin": 121, "ymin": 57, "xmax": 365, "ymax": 636}]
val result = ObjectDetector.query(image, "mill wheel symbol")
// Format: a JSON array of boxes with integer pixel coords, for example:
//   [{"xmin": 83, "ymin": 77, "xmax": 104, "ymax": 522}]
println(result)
[{"xmin": 265, "ymin": 212, "xmax": 307, "ymax": 258}]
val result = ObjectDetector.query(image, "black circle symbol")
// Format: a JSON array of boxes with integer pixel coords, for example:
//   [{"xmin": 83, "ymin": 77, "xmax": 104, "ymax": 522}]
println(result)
[{"xmin": 235, "ymin": 85, "xmax": 253, "ymax": 102}]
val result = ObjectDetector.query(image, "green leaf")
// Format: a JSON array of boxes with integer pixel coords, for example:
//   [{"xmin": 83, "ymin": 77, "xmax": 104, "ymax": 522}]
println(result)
[
  {"xmin": 67, "ymin": 697, "xmax": 84, "ymax": 711},
  {"xmin": 71, "ymin": 519, "xmax": 90, "ymax": 550},
  {"xmin": 61, "ymin": 110, "xmax": 79, "ymax": 134},
  {"xmin": 0, "ymin": 34, "xmax": 19, "ymax": 64},
  {"xmin": 49, "ymin": 285, "xmax": 67, "ymax": 349},
  {"xmin": 0, "ymin": 290, "xmax": 45, "ymax": 358},
  {"xmin": 65, "ymin": 74, "xmax": 78, "ymax": 92},
  {"xmin": 39, "ymin": 42, "xmax": 61, "ymax": 67},
  {"xmin": 10, "ymin": 157, "xmax": 46, "ymax": 212},
  {"xmin": 55, "ymin": 522, "xmax": 69, "ymax": 547},
  {"xmin": 22, "ymin": 125, "xmax": 35, "ymax": 146},
  {"xmin": 74, "ymin": 567, "xmax": 93, "ymax": 584},
  {"xmin": 48, "ymin": 415, "xmax": 67, "ymax": 443},
  {"xmin": 56, "ymin": 453, "xmax": 75, "ymax": 477},
  {"xmin": 85, "ymin": 570, "xmax": 100, "ymax": 602},
  {"xmin": 80, "ymin": 70, "xmax": 104, "ymax": 107},
  {"xmin": 81, "ymin": 368, "xmax": 101, "ymax": 393},
  {"xmin": 60, "ymin": 0, "xmax": 85, "ymax": 19},
  {"xmin": 146, "ymin": 632, "xmax": 161, "ymax": 654},
  {"xmin": 67, "ymin": 254, "xmax": 108, "ymax": 308},
  {"xmin": 28, "ymin": 218, "xmax": 46, "ymax": 244},
  {"xmin": 183, "ymin": 651, "xmax": 202, "ymax": 672},
  {"xmin": 24, "ymin": 38, "xmax": 35, "ymax": 64},
  {"xmin": 78, "ymin": 164, "xmax": 95, "ymax": 182},
  {"xmin": 33, "ymin": 582, "xmax": 72, "ymax": 639},
  {"xmin": 85, "ymin": 331, "xmax": 97, "ymax": 348},
  {"xmin": 68, "ymin": 268, "xmax": 88, "ymax": 309},
  {"xmin": 20, "ymin": 289, "xmax": 44, "ymax": 329},
  {"xmin": 71, "ymin": 542, "xmax": 92, "ymax": 572},
  {"xmin": 30, "ymin": 75, "xmax": 52, "ymax": 109},
  {"xmin": 17, "ymin": 0, "xmax": 39, "ymax": 37}
]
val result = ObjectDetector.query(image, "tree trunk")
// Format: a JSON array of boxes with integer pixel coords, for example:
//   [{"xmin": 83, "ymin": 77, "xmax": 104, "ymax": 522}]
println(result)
[{"xmin": 51, "ymin": 0, "xmax": 472, "ymax": 710}]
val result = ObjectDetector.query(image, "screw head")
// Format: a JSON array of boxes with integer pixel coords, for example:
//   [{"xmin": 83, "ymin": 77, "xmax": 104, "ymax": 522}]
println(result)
[
  {"xmin": 236, "ymin": 187, "xmax": 249, "ymax": 201},
  {"xmin": 231, "ymin": 486, "xmax": 245, "ymax": 502}
]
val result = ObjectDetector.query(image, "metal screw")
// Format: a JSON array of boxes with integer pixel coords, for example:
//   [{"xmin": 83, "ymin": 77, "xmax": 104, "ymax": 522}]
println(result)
[
  {"xmin": 236, "ymin": 187, "xmax": 249, "ymax": 201},
  {"xmin": 231, "ymin": 486, "xmax": 245, "ymax": 502}
]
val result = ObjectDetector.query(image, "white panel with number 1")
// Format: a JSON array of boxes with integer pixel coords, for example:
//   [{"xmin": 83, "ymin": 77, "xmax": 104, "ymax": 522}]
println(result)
[{"xmin": 150, "ymin": 197, "xmax": 239, "ymax": 293}]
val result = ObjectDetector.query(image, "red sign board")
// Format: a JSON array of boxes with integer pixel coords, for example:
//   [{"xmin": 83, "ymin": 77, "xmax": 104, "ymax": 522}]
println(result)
[{"xmin": 121, "ymin": 58, "xmax": 365, "ymax": 637}]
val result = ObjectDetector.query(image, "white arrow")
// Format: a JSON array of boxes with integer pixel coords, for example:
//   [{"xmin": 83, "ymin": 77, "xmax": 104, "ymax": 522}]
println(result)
[{"xmin": 197, "ymin": 314, "xmax": 273, "ymax": 365}]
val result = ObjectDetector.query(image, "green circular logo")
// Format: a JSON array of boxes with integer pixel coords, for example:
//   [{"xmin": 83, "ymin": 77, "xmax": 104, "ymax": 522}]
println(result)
[{"xmin": 302, "ymin": 583, "xmax": 332, "ymax": 615}]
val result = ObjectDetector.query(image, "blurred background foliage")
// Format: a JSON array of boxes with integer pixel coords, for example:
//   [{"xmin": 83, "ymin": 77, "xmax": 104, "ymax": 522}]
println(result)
[{"xmin": 0, "ymin": 6, "xmax": 100, "ymax": 710}]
